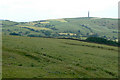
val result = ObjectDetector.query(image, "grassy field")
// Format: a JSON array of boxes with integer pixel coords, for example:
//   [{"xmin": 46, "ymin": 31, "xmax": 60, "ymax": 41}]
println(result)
[
  {"xmin": 2, "ymin": 35, "xmax": 118, "ymax": 78},
  {"xmin": 19, "ymin": 26, "xmax": 51, "ymax": 30}
]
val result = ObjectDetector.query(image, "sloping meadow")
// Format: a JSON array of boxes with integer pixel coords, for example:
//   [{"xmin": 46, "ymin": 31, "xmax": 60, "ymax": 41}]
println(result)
[{"xmin": 2, "ymin": 35, "xmax": 118, "ymax": 78}]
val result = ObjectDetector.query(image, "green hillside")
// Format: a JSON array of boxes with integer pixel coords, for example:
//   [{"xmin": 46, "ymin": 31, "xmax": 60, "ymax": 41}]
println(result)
[
  {"xmin": 2, "ymin": 17, "xmax": 119, "ymax": 78},
  {"xmin": 3, "ymin": 35, "xmax": 118, "ymax": 78},
  {"xmin": 1, "ymin": 17, "xmax": 118, "ymax": 41}
]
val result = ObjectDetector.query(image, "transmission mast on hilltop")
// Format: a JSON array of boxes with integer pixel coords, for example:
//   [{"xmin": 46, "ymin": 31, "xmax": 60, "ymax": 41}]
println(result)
[{"xmin": 88, "ymin": 11, "xmax": 90, "ymax": 18}]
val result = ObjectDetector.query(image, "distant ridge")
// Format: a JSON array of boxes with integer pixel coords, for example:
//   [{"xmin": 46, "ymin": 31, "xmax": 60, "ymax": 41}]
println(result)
[{"xmin": 0, "ymin": 17, "xmax": 118, "ymax": 22}]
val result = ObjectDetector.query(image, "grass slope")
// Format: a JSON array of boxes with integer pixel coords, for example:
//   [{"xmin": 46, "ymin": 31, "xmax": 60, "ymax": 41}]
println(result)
[{"xmin": 2, "ymin": 35, "xmax": 118, "ymax": 78}]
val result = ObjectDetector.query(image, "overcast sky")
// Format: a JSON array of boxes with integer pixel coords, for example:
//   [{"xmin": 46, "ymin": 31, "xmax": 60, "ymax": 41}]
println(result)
[{"xmin": 0, "ymin": 0, "xmax": 119, "ymax": 22}]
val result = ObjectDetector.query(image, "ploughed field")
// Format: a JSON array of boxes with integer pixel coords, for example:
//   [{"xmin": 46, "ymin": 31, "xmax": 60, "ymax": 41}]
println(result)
[{"xmin": 2, "ymin": 35, "xmax": 118, "ymax": 78}]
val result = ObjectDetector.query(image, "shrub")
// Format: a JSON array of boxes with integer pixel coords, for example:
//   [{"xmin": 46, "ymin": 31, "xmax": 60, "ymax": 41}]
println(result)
[
  {"xmin": 31, "ymin": 63, "xmax": 34, "ymax": 67},
  {"xmin": 86, "ymin": 37, "xmax": 119, "ymax": 46},
  {"xmin": 9, "ymin": 32, "xmax": 20, "ymax": 36},
  {"xmin": 18, "ymin": 64, "xmax": 22, "ymax": 66}
]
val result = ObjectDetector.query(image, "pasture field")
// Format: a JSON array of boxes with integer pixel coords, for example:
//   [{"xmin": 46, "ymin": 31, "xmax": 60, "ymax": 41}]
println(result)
[
  {"xmin": 2, "ymin": 35, "xmax": 118, "ymax": 78},
  {"xmin": 19, "ymin": 26, "xmax": 51, "ymax": 30},
  {"xmin": 48, "ymin": 19, "xmax": 67, "ymax": 22}
]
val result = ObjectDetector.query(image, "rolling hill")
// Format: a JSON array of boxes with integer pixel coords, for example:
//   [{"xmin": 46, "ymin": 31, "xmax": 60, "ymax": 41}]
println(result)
[
  {"xmin": 1, "ymin": 17, "xmax": 119, "ymax": 78},
  {"xmin": 1, "ymin": 17, "xmax": 118, "ymax": 41}
]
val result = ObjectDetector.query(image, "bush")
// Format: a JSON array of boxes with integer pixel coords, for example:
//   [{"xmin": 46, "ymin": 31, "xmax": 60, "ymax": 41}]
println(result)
[
  {"xmin": 86, "ymin": 37, "xmax": 119, "ymax": 46},
  {"xmin": 27, "ymin": 34, "xmax": 42, "ymax": 37},
  {"xmin": 18, "ymin": 64, "xmax": 22, "ymax": 66},
  {"xmin": 9, "ymin": 32, "xmax": 20, "ymax": 36},
  {"xmin": 31, "ymin": 63, "xmax": 34, "ymax": 67}
]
